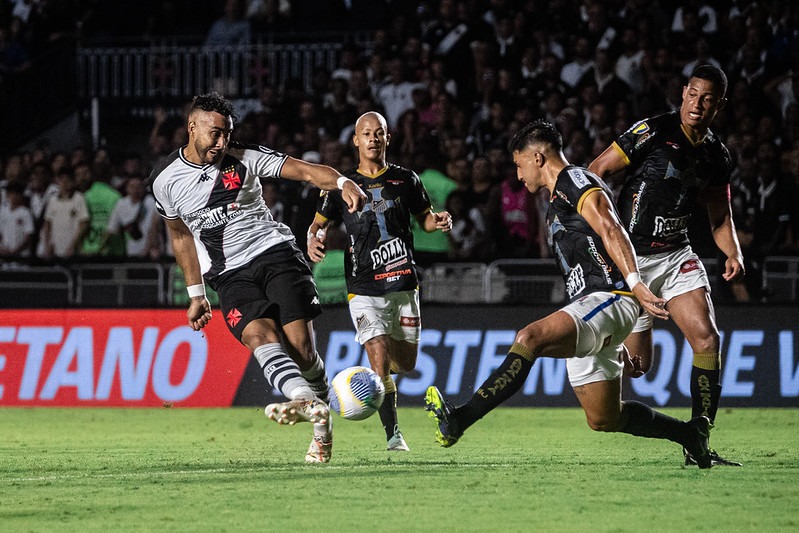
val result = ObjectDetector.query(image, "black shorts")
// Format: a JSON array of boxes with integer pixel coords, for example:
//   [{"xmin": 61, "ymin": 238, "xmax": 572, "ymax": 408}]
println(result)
[{"xmin": 207, "ymin": 242, "xmax": 322, "ymax": 341}]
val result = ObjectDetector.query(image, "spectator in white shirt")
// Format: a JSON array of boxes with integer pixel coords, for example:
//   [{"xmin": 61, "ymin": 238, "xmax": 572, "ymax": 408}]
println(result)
[
  {"xmin": 41, "ymin": 168, "xmax": 89, "ymax": 259},
  {"xmin": 0, "ymin": 181, "xmax": 35, "ymax": 259},
  {"xmin": 101, "ymin": 176, "xmax": 156, "ymax": 258}
]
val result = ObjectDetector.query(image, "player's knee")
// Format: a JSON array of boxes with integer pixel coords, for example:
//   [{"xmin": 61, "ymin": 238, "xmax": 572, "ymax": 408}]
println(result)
[
  {"xmin": 691, "ymin": 331, "xmax": 719, "ymax": 354},
  {"xmin": 514, "ymin": 325, "xmax": 541, "ymax": 353},
  {"xmin": 585, "ymin": 413, "xmax": 621, "ymax": 432},
  {"xmin": 242, "ymin": 332, "xmax": 280, "ymax": 351}
]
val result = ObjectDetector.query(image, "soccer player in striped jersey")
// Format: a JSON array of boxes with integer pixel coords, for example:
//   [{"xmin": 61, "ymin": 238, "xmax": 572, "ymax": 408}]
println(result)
[
  {"xmin": 150, "ymin": 92, "xmax": 366, "ymax": 463},
  {"xmin": 425, "ymin": 120, "xmax": 714, "ymax": 468}
]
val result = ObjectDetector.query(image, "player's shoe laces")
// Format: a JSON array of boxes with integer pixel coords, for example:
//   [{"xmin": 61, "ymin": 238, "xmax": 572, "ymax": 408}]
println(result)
[
  {"xmin": 305, "ymin": 433, "xmax": 332, "ymax": 463},
  {"xmin": 264, "ymin": 399, "xmax": 329, "ymax": 426},
  {"xmin": 682, "ymin": 416, "xmax": 712, "ymax": 469},
  {"xmin": 424, "ymin": 386, "xmax": 462, "ymax": 448},
  {"xmin": 684, "ymin": 448, "xmax": 742, "ymax": 467},
  {"xmin": 387, "ymin": 426, "xmax": 410, "ymax": 452}
]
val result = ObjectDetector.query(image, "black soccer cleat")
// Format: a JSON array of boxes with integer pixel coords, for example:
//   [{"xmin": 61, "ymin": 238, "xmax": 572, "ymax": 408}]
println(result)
[
  {"xmin": 685, "ymin": 448, "xmax": 743, "ymax": 467},
  {"xmin": 683, "ymin": 416, "xmax": 712, "ymax": 469}
]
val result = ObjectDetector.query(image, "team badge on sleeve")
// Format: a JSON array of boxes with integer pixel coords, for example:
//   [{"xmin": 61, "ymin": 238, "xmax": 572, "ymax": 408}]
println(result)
[{"xmin": 631, "ymin": 121, "xmax": 649, "ymax": 135}]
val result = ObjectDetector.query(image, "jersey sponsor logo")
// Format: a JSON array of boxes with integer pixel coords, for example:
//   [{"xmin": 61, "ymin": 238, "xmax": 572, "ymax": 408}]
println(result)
[
  {"xmin": 634, "ymin": 132, "xmax": 653, "ymax": 150},
  {"xmin": 565, "ymin": 263, "xmax": 586, "ymax": 299},
  {"xmin": 680, "ymin": 259, "xmax": 701, "ymax": 274},
  {"xmin": 586, "ymin": 236, "xmax": 613, "ymax": 285},
  {"xmin": 311, "ymin": 296, "xmax": 320, "ymax": 305},
  {"xmin": 652, "ymin": 215, "xmax": 689, "ymax": 237},
  {"xmin": 370, "ymin": 237, "xmax": 408, "ymax": 269},
  {"xmin": 385, "ymin": 258, "xmax": 409, "ymax": 271},
  {"xmin": 191, "ymin": 204, "xmax": 245, "ymax": 230},
  {"xmin": 628, "ymin": 182, "xmax": 645, "ymax": 232},
  {"xmin": 374, "ymin": 268, "xmax": 412, "ymax": 282},
  {"xmin": 198, "ymin": 173, "xmax": 213, "ymax": 183},
  {"xmin": 631, "ymin": 121, "xmax": 649, "ymax": 134},
  {"xmin": 226, "ymin": 308, "xmax": 242, "ymax": 328},
  {"xmin": 222, "ymin": 168, "xmax": 241, "ymax": 190},
  {"xmin": 666, "ymin": 141, "xmax": 680, "ymax": 150},
  {"xmin": 400, "ymin": 316, "xmax": 420, "ymax": 327},
  {"xmin": 567, "ymin": 168, "xmax": 589, "ymax": 189}
]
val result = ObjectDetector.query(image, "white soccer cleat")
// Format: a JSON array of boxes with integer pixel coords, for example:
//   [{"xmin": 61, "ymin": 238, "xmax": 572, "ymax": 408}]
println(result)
[
  {"xmin": 386, "ymin": 427, "xmax": 410, "ymax": 452},
  {"xmin": 305, "ymin": 433, "xmax": 333, "ymax": 463},
  {"xmin": 264, "ymin": 399, "xmax": 329, "ymax": 426}
]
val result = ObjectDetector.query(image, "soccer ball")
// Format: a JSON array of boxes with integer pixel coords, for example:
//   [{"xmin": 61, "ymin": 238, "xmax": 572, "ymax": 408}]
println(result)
[{"xmin": 328, "ymin": 366, "xmax": 385, "ymax": 421}]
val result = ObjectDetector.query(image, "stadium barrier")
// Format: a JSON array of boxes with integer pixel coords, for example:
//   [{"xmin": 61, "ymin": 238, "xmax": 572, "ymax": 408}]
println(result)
[
  {"xmin": 4, "ymin": 256, "xmax": 799, "ymax": 307},
  {"xmin": 1, "ymin": 305, "xmax": 796, "ymax": 408}
]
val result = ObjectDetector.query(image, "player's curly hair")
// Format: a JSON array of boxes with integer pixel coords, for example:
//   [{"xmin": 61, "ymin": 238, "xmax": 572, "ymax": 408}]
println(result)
[
  {"xmin": 190, "ymin": 92, "xmax": 237, "ymax": 121},
  {"xmin": 508, "ymin": 119, "xmax": 563, "ymax": 154}
]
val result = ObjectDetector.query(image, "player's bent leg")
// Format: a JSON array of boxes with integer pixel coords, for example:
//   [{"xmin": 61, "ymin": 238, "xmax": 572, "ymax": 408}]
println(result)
[
  {"xmin": 572, "ymin": 378, "xmax": 623, "ymax": 432},
  {"xmin": 668, "ymin": 289, "xmax": 739, "ymax": 465},
  {"xmin": 389, "ymin": 339, "xmax": 418, "ymax": 374},
  {"xmin": 364, "ymin": 336, "xmax": 405, "ymax": 448},
  {"xmin": 616, "ymin": 400, "xmax": 712, "ymax": 469},
  {"xmin": 282, "ymin": 319, "xmax": 330, "ymax": 403},
  {"xmin": 427, "ymin": 312, "xmax": 576, "ymax": 447},
  {"xmin": 668, "ymin": 288, "xmax": 720, "ymax": 356},
  {"xmin": 251, "ymin": 320, "xmax": 333, "ymax": 463}
]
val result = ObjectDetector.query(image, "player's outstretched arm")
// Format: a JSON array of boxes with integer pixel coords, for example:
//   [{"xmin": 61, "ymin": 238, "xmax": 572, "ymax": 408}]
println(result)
[
  {"xmin": 579, "ymin": 189, "xmax": 669, "ymax": 320},
  {"xmin": 165, "ymin": 217, "xmax": 212, "ymax": 330},
  {"xmin": 281, "ymin": 157, "xmax": 366, "ymax": 212}
]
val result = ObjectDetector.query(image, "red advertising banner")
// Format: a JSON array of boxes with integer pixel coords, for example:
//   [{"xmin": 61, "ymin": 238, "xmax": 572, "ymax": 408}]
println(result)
[{"xmin": 0, "ymin": 310, "xmax": 251, "ymax": 407}]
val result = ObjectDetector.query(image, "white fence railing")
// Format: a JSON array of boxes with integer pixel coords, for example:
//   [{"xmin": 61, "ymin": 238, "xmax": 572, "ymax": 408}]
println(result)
[{"xmin": 77, "ymin": 41, "xmax": 363, "ymax": 101}]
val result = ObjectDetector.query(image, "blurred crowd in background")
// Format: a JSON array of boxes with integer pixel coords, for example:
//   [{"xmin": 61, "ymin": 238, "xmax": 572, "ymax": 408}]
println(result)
[{"xmin": 2, "ymin": 0, "xmax": 799, "ymax": 303}]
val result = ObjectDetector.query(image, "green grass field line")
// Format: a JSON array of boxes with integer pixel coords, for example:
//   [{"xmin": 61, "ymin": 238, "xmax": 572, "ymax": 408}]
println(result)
[{"xmin": 1, "ymin": 407, "xmax": 797, "ymax": 532}]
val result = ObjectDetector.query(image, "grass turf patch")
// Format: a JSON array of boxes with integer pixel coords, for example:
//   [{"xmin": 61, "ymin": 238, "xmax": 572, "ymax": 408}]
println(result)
[{"xmin": 1, "ymin": 407, "xmax": 797, "ymax": 532}]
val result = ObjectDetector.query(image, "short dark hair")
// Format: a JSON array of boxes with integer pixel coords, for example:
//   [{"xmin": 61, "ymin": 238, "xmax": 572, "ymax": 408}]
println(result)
[
  {"xmin": 690, "ymin": 64, "xmax": 728, "ymax": 97},
  {"xmin": 508, "ymin": 120, "xmax": 563, "ymax": 153},
  {"xmin": 191, "ymin": 92, "xmax": 236, "ymax": 121}
]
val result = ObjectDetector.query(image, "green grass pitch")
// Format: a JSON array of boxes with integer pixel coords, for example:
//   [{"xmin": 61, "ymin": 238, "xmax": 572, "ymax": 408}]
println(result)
[{"xmin": 1, "ymin": 407, "xmax": 797, "ymax": 532}]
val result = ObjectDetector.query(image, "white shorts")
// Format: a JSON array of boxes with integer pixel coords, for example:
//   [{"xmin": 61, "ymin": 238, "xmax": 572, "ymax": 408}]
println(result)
[
  {"xmin": 632, "ymin": 246, "xmax": 710, "ymax": 332},
  {"xmin": 348, "ymin": 289, "xmax": 421, "ymax": 345},
  {"xmin": 561, "ymin": 291, "xmax": 642, "ymax": 387}
]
